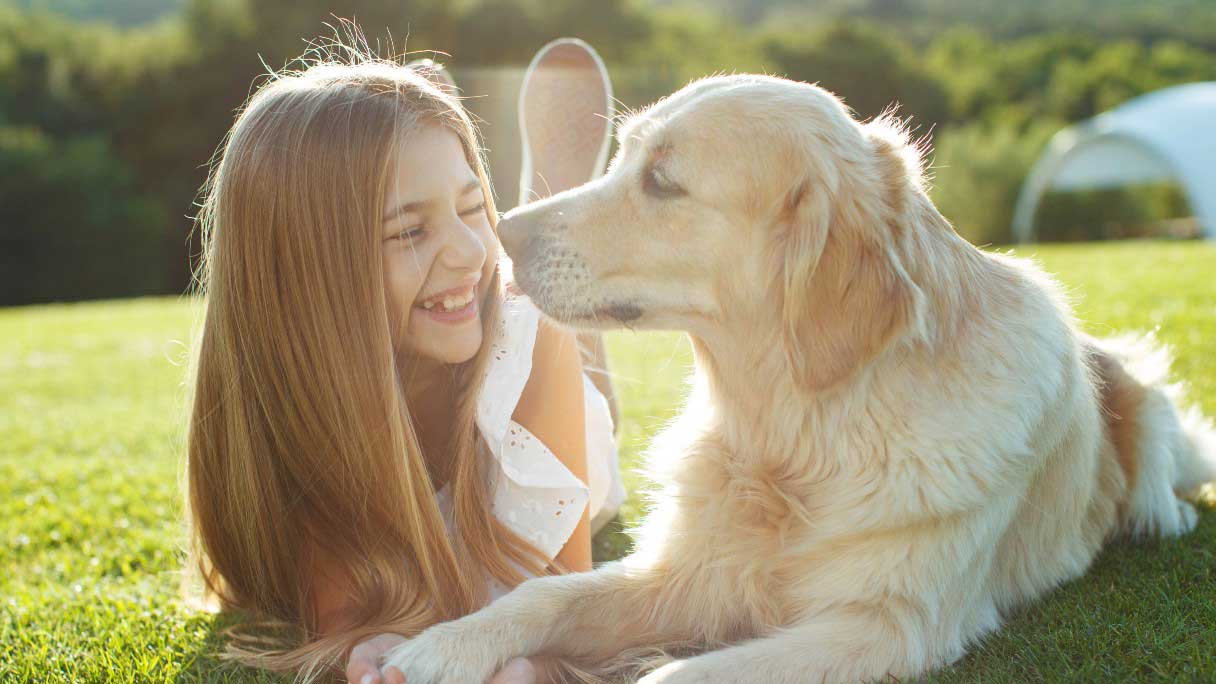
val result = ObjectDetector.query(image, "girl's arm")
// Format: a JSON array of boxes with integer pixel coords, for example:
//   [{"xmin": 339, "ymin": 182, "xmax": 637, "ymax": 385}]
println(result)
[
  {"xmin": 310, "ymin": 553, "xmax": 396, "ymax": 683},
  {"xmin": 488, "ymin": 319, "xmax": 593, "ymax": 683},
  {"xmin": 513, "ymin": 318, "xmax": 593, "ymax": 573},
  {"xmin": 333, "ymin": 320, "xmax": 593, "ymax": 683}
]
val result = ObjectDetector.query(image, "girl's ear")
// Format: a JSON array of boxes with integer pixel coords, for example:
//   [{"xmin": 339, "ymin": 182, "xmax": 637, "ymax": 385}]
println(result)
[{"xmin": 779, "ymin": 132, "xmax": 924, "ymax": 392}]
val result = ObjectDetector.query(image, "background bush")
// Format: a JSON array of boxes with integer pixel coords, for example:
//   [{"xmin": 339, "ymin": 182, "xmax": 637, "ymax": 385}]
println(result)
[
  {"xmin": 0, "ymin": 126, "xmax": 167, "ymax": 306},
  {"xmin": 2, "ymin": 0, "xmax": 1215, "ymax": 304},
  {"xmin": 928, "ymin": 120, "xmax": 1060, "ymax": 245}
]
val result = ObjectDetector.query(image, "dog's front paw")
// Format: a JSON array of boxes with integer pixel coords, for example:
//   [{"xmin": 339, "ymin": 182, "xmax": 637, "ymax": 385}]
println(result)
[
  {"xmin": 637, "ymin": 660, "xmax": 711, "ymax": 684},
  {"xmin": 382, "ymin": 621, "xmax": 499, "ymax": 684}
]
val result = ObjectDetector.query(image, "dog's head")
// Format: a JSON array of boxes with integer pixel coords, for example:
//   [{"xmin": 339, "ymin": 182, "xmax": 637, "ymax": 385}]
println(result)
[{"xmin": 499, "ymin": 74, "xmax": 928, "ymax": 391}]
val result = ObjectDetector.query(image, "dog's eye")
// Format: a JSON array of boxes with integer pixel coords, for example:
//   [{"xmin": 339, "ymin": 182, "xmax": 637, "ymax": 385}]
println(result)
[{"xmin": 642, "ymin": 166, "xmax": 686, "ymax": 199}]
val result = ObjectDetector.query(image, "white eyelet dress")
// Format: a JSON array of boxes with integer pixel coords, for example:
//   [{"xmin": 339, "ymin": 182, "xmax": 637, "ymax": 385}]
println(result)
[{"xmin": 434, "ymin": 294, "xmax": 626, "ymax": 602}]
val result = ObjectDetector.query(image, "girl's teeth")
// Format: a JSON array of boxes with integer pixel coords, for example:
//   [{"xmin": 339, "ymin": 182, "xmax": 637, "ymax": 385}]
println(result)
[{"xmin": 422, "ymin": 291, "xmax": 473, "ymax": 312}]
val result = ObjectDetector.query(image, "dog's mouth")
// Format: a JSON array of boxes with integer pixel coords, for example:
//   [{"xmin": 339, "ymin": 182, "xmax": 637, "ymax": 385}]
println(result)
[
  {"xmin": 592, "ymin": 302, "xmax": 644, "ymax": 324},
  {"xmin": 523, "ymin": 289, "xmax": 644, "ymax": 329},
  {"xmin": 509, "ymin": 252, "xmax": 644, "ymax": 327}
]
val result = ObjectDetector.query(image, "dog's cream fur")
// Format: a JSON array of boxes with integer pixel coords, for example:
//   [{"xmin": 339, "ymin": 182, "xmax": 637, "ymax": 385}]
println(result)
[{"xmin": 384, "ymin": 75, "xmax": 1216, "ymax": 683}]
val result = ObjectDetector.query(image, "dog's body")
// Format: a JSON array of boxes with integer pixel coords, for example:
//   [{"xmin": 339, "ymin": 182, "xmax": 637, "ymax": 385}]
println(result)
[{"xmin": 385, "ymin": 75, "xmax": 1216, "ymax": 683}]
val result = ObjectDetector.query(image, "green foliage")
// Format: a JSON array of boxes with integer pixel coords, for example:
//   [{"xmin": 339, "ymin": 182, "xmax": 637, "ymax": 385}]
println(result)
[
  {"xmin": 922, "ymin": 28, "xmax": 1214, "ymax": 243},
  {"xmin": 438, "ymin": 0, "xmax": 652, "ymax": 66},
  {"xmin": 929, "ymin": 120, "xmax": 1061, "ymax": 245},
  {"xmin": 0, "ymin": 7, "xmax": 195, "ymax": 302},
  {"xmin": 2, "ymin": 0, "xmax": 1216, "ymax": 304},
  {"xmin": 613, "ymin": 5, "xmax": 767, "ymax": 108},
  {"xmin": 1043, "ymin": 40, "xmax": 1216, "ymax": 121},
  {"xmin": 0, "ymin": 126, "xmax": 169, "ymax": 305},
  {"xmin": 926, "ymin": 30, "xmax": 1216, "ymax": 125},
  {"xmin": 12, "ymin": 0, "xmax": 184, "ymax": 27},
  {"xmin": 761, "ymin": 19, "xmax": 952, "ymax": 130},
  {"xmin": 1036, "ymin": 184, "xmax": 1195, "ymax": 242},
  {"xmin": 1, "ymin": 242, "xmax": 1214, "ymax": 681},
  {"xmin": 931, "ymin": 118, "xmax": 1195, "ymax": 246},
  {"xmin": 686, "ymin": 0, "xmax": 1216, "ymax": 50}
]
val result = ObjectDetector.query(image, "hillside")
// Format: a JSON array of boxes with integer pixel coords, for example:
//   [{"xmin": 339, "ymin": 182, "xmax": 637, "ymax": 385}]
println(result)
[
  {"xmin": 11, "ymin": 0, "xmax": 183, "ymax": 26},
  {"xmin": 650, "ymin": 0, "xmax": 1216, "ymax": 46}
]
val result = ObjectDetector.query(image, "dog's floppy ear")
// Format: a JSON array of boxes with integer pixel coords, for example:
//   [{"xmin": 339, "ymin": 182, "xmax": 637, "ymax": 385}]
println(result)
[{"xmin": 779, "ymin": 134, "xmax": 923, "ymax": 392}]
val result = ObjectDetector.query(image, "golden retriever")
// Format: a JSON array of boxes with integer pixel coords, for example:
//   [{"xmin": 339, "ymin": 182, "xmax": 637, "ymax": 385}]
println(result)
[{"xmin": 384, "ymin": 75, "xmax": 1216, "ymax": 683}]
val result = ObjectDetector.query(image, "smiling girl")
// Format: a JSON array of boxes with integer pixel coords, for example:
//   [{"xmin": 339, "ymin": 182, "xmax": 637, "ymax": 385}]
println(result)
[{"xmin": 184, "ymin": 37, "xmax": 624, "ymax": 684}]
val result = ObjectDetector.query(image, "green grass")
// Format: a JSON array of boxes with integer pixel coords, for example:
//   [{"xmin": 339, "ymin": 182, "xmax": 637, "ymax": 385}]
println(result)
[{"xmin": 1, "ymin": 241, "xmax": 1214, "ymax": 683}]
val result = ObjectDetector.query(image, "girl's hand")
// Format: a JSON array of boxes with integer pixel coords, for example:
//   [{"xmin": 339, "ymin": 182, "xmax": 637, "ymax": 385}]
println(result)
[{"xmin": 346, "ymin": 633, "xmax": 407, "ymax": 684}]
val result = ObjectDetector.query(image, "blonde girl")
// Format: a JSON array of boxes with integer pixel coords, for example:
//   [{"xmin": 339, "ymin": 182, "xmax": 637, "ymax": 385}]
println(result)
[{"xmin": 185, "ymin": 37, "xmax": 624, "ymax": 684}]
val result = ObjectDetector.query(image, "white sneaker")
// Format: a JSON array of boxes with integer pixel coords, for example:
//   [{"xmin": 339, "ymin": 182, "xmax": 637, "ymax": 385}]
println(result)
[
  {"xmin": 516, "ymin": 39, "xmax": 619, "ymax": 433},
  {"xmin": 517, "ymin": 38, "xmax": 614, "ymax": 206}
]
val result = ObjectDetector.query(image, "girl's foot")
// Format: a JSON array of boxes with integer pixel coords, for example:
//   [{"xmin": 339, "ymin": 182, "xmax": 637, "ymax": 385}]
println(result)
[
  {"xmin": 517, "ymin": 38, "xmax": 613, "ymax": 205},
  {"xmin": 517, "ymin": 38, "xmax": 620, "ymax": 432}
]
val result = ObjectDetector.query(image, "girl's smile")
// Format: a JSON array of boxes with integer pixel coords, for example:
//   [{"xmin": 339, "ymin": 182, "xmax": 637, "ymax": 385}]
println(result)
[{"xmin": 415, "ymin": 279, "xmax": 481, "ymax": 324}]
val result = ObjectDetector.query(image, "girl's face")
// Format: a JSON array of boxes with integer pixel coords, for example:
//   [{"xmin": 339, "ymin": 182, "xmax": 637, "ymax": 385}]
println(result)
[{"xmin": 382, "ymin": 124, "xmax": 498, "ymax": 365}]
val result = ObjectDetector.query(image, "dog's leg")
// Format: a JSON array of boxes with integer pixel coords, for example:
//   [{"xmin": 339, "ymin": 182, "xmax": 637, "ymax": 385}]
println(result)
[
  {"xmin": 383, "ymin": 561, "xmax": 688, "ymax": 684},
  {"xmin": 634, "ymin": 604, "xmax": 961, "ymax": 684}
]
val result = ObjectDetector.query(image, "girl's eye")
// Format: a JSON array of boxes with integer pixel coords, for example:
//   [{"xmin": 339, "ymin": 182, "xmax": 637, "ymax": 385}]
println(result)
[
  {"xmin": 394, "ymin": 226, "xmax": 426, "ymax": 241},
  {"xmin": 459, "ymin": 201, "xmax": 487, "ymax": 218}
]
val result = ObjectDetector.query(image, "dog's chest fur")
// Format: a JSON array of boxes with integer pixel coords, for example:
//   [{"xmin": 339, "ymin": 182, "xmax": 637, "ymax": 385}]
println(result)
[
  {"xmin": 635, "ymin": 422, "xmax": 858, "ymax": 643},
  {"xmin": 629, "ymin": 351, "xmax": 1069, "ymax": 647}
]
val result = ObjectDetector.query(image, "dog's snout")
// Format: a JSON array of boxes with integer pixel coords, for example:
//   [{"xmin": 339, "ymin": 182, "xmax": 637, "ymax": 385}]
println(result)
[
  {"xmin": 496, "ymin": 210, "xmax": 534, "ymax": 262},
  {"xmin": 499, "ymin": 209, "xmax": 569, "ymax": 265}
]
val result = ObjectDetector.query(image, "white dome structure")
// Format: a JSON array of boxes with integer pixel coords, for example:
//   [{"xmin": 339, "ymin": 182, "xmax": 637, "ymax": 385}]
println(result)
[{"xmin": 1012, "ymin": 81, "xmax": 1216, "ymax": 242}]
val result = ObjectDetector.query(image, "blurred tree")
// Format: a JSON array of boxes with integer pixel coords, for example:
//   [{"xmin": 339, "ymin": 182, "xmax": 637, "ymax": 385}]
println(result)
[
  {"xmin": 451, "ymin": 0, "xmax": 652, "ymax": 65},
  {"xmin": 614, "ymin": 5, "xmax": 766, "ymax": 107},
  {"xmin": 13, "ymin": 0, "xmax": 184, "ymax": 26},
  {"xmin": 537, "ymin": 0, "xmax": 651, "ymax": 63},
  {"xmin": 928, "ymin": 119, "xmax": 1061, "ymax": 245},
  {"xmin": 762, "ymin": 20, "xmax": 952, "ymax": 133},
  {"xmin": 1044, "ymin": 40, "xmax": 1216, "ymax": 121},
  {"xmin": 0, "ymin": 127, "xmax": 168, "ymax": 305},
  {"xmin": 452, "ymin": 0, "xmax": 549, "ymax": 64},
  {"xmin": 242, "ymin": 0, "xmax": 451, "ymax": 68},
  {"xmin": 665, "ymin": 0, "xmax": 1216, "ymax": 51},
  {"xmin": 928, "ymin": 30, "xmax": 1216, "ymax": 125},
  {"xmin": 1037, "ymin": 184, "xmax": 1193, "ymax": 242},
  {"xmin": 4, "ymin": 0, "xmax": 1216, "ymax": 304}
]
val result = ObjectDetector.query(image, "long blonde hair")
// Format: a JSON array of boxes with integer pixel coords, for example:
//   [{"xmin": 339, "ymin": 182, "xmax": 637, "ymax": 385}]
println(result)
[{"xmin": 185, "ymin": 48, "xmax": 556, "ymax": 679}]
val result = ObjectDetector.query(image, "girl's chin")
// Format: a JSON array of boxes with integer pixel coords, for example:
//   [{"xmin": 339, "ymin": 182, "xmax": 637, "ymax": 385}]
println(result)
[{"xmin": 405, "ymin": 327, "xmax": 483, "ymax": 366}]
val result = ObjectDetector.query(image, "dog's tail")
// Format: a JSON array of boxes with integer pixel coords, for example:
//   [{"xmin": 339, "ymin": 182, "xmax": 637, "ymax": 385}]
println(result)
[
  {"xmin": 1176, "ymin": 404, "xmax": 1216, "ymax": 498},
  {"xmin": 1093, "ymin": 333, "xmax": 1215, "ymax": 536}
]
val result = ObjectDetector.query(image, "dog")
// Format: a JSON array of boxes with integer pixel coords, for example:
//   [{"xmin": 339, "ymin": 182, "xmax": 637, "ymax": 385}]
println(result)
[{"xmin": 384, "ymin": 74, "xmax": 1216, "ymax": 683}]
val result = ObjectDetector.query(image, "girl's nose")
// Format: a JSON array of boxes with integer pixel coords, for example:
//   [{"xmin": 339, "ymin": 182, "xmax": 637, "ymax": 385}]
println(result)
[{"xmin": 437, "ymin": 215, "xmax": 487, "ymax": 271}]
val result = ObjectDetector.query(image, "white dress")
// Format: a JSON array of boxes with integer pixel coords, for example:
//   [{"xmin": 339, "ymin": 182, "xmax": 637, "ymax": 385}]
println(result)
[{"xmin": 434, "ymin": 294, "xmax": 626, "ymax": 601}]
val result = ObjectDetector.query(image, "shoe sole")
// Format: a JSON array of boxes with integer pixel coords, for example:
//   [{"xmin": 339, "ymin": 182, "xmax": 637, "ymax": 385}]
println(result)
[{"xmin": 518, "ymin": 38, "xmax": 614, "ymax": 206}]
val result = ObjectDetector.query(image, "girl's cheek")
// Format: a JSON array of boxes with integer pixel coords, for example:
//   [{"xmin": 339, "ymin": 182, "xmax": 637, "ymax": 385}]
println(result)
[
  {"xmin": 482, "ymin": 224, "xmax": 500, "ymax": 282},
  {"xmin": 385, "ymin": 250, "xmax": 428, "ymax": 322}
]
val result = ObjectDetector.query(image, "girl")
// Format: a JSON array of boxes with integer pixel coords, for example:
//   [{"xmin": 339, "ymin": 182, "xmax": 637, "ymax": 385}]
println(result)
[{"xmin": 185, "ymin": 36, "xmax": 625, "ymax": 684}]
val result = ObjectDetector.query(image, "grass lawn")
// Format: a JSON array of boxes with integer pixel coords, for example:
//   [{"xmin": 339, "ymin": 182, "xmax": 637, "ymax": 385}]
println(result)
[{"xmin": 2, "ymin": 241, "xmax": 1214, "ymax": 683}]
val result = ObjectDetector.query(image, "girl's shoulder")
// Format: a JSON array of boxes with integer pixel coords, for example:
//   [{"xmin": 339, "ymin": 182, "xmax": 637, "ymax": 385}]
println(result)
[
  {"xmin": 476, "ymin": 293, "xmax": 541, "ymax": 449},
  {"xmin": 474, "ymin": 294, "xmax": 589, "ymax": 561}
]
